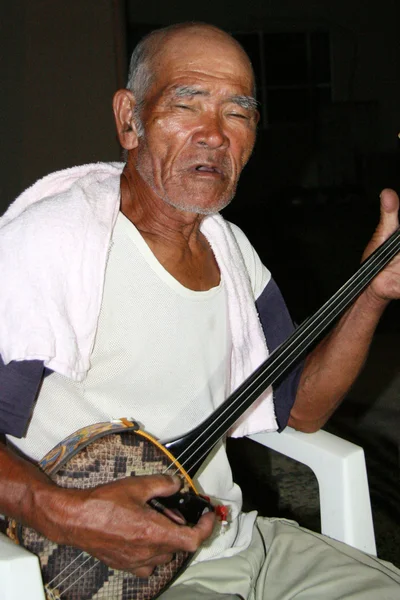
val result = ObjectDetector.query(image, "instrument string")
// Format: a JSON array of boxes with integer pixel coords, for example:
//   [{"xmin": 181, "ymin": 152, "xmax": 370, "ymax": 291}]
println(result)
[
  {"xmin": 162, "ymin": 229, "xmax": 400, "ymax": 478},
  {"xmin": 40, "ymin": 229, "xmax": 400, "ymax": 594},
  {"xmin": 57, "ymin": 557, "xmax": 102, "ymax": 597},
  {"xmin": 46, "ymin": 552, "xmax": 96, "ymax": 593},
  {"xmin": 46, "ymin": 550, "xmax": 90, "ymax": 584}
]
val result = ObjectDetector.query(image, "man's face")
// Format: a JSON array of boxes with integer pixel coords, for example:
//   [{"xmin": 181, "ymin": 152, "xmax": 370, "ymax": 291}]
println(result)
[{"xmin": 132, "ymin": 29, "xmax": 258, "ymax": 215}]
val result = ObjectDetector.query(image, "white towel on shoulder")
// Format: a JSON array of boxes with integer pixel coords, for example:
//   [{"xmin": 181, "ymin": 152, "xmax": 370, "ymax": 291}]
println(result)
[
  {"xmin": 0, "ymin": 162, "xmax": 276, "ymax": 434},
  {"xmin": 201, "ymin": 216, "xmax": 276, "ymax": 435}
]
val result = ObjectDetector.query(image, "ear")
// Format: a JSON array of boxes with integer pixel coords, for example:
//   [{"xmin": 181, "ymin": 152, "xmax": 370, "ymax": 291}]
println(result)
[{"xmin": 113, "ymin": 89, "xmax": 140, "ymax": 150}]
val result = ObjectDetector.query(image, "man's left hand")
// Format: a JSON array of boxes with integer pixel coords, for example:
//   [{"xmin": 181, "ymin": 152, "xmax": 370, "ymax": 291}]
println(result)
[{"xmin": 362, "ymin": 188, "xmax": 400, "ymax": 306}]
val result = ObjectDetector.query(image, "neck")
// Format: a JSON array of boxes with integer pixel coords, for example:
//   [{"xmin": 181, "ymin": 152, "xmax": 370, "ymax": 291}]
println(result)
[
  {"xmin": 120, "ymin": 164, "xmax": 204, "ymax": 249},
  {"xmin": 119, "ymin": 164, "xmax": 220, "ymax": 291}
]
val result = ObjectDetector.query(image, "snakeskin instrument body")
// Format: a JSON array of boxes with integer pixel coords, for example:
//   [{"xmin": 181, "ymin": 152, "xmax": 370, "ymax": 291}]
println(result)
[{"xmin": 7, "ymin": 419, "xmax": 198, "ymax": 600}]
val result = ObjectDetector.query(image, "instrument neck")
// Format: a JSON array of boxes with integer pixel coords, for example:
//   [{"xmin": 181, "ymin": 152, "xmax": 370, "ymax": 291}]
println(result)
[{"xmin": 165, "ymin": 227, "xmax": 400, "ymax": 478}]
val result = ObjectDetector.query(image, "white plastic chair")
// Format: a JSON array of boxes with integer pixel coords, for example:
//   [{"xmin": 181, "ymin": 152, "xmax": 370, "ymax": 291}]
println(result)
[
  {"xmin": 0, "ymin": 530, "xmax": 46, "ymax": 600},
  {"xmin": 249, "ymin": 427, "xmax": 376, "ymax": 555},
  {"xmin": 0, "ymin": 427, "xmax": 376, "ymax": 600}
]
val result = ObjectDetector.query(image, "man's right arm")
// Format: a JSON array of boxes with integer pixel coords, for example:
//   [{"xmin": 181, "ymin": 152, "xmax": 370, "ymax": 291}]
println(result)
[
  {"xmin": 0, "ymin": 358, "xmax": 45, "ymax": 438},
  {"xmin": 0, "ymin": 441, "xmax": 214, "ymax": 575},
  {"xmin": 0, "ymin": 360, "xmax": 214, "ymax": 576}
]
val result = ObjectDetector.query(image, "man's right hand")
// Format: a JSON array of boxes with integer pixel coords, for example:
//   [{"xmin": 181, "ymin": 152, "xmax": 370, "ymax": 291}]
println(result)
[
  {"xmin": 1, "ymin": 440, "xmax": 215, "ymax": 576},
  {"xmin": 29, "ymin": 473, "xmax": 216, "ymax": 577}
]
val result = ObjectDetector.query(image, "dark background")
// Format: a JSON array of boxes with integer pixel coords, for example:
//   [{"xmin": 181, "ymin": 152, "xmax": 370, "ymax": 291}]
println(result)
[{"xmin": 1, "ymin": 0, "xmax": 399, "ymax": 566}]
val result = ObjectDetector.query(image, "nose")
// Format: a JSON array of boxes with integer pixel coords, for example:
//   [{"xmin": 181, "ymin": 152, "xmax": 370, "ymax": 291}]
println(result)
[{"xmin": 192, "ymin": 114, "xmax": 229, "ymax": 150}]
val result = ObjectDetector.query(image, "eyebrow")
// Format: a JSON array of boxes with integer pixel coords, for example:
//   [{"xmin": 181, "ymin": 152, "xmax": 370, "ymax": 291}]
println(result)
[
  {"xmin": 229, "ymin": 95, "xmax": 259, "ymax": 110},
  {"xmin": 172, "ymin": 85, "xmax": 258, "ymax": 110},
  {"xmin": 174, "ymin": 85, "xmax": 208, "ymax": 98}
]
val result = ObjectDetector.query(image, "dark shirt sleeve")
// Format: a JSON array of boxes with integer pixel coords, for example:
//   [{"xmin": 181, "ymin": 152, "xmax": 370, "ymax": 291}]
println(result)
[
  {"xmin": 0, "ymin": 357, "xmax": 45, "ymax": 438},
  {"xmin": 256, "ymin": 278, "xmax": 304, "ymax": 431}
]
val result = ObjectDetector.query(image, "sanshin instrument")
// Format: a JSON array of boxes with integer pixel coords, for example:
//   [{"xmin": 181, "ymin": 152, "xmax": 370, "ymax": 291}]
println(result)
[{"xmin": 6, "ymin": 227, "xmax": 400, "ymax": 600}]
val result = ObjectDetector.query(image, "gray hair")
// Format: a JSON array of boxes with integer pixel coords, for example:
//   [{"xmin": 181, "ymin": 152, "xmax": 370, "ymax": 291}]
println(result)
[
  {"xmin": 126, "ymin": 31, "xmax": 160, "ymax": 136},
  {"xmin": 126, "ymin": 24, "xmax": 201, "ymax": 136},
  {"xmin": 125, "ymin": 22, "xmax": 256, "ymax": 139}
]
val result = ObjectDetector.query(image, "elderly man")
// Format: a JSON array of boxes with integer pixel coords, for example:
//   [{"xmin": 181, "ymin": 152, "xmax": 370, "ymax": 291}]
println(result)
[{"xmin": 0, "ymin": 22, "xmax": 399, "ymax": 599}]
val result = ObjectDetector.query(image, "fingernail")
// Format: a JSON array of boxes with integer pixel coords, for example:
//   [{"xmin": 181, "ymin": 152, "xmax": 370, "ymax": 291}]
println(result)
[{"xmin": 171, "ymin": 475, "xmax": 182, "ymax": 487}]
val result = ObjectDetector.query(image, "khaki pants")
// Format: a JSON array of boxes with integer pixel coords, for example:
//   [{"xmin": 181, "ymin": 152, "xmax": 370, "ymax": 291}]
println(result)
[{"xmin": 160, "ymin": 518, "xmax": 400, "ymax": 599}]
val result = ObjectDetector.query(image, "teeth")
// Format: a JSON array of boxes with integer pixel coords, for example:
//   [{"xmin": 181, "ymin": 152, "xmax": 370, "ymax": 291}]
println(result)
[{"xmin": 197, "ymin": 166, "xmax": 215, "ymax": 172}]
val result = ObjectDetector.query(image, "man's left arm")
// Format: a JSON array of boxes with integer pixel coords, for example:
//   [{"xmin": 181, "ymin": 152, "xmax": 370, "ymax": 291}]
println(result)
[{"xmin": 289, "ymin": 188, "xmax": 400, "ymax": 432}]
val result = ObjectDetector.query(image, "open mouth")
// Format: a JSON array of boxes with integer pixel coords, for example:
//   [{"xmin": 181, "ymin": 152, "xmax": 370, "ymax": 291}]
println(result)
[{"xmin": 194, "ymin": 165, "xmax": 223, "ymax": 175}]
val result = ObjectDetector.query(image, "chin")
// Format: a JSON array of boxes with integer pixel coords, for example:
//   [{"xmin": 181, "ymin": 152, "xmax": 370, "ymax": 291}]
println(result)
[
  {"xmin": 165, "ymin": 195, "xmax": 233, "ymax": 215},
  {"xmin": 164, "ymin": 186, "xmax": 236, "ymax": 215}
]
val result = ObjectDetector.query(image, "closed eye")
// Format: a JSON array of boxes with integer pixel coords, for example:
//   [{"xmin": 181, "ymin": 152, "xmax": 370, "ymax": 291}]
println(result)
[{"xmin": 229, "ymin": 112, "xmax": 250, "ymax": 120}]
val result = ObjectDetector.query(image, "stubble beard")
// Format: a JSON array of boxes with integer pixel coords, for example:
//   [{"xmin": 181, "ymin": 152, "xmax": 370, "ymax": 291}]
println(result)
[
  {"xmin": 135, "ymin": 155, "xmax": 237, "ymax": 216},
  {"xmin": 162, "ymin": 185, "xmax": 236, "ymax": 215}
]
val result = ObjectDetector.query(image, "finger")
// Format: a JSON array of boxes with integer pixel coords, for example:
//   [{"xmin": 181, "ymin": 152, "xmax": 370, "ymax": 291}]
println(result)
[
  {"xmin": 380, "ymin": 188, "xmax": 399, "ymax": 213},
  {"xmin": 133, "ymin": 565, "xmax": 155, "ymax": 577},
  {"xmin": 152, "ymin": 552, "xmax": 174, "ymax": 565},
  {"xmin": 192, "ymin": 510, "xmax": 216, "ymax": 542},
  {"xmin": 149, "ymin": 474, "xmax": 185, "ymax": 499},
  {"xmin": 164, "ymin": 510, "xmax": 216, "ymax": 554},
  {"xmin": 362, "ymin": 189, "xmax": 400, "ymax": 262},
  {"xmin": 130, "ymin": 474, "xmax": 183, "ymax": 502},
  {"xmin": 130, "ymin": 553, "xmax": 174, "ymax": 577},
  {"xmin": 378, "ymin": 189, "xmax": 399, "ymax": 239}
]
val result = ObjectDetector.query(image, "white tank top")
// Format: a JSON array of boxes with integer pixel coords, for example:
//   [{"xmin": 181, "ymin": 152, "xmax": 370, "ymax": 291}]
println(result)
[{"xmin": 9, "ymin": 213, "xmax": 269, "ymax": 562}]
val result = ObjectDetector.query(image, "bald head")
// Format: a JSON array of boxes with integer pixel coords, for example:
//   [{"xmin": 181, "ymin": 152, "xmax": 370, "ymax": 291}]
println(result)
[{"xmin": 126, "ymin": 23, "xmax": 256, "ymax": 133}]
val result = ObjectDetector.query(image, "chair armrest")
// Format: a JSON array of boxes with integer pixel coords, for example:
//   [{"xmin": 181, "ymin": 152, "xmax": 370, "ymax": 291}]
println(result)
[
  {"xmin": 0, "ymin": 532, "xmax": 45, "ymax": 600},
  {"xmin": 248, "ymin": 427, "xmax": 376, "ymax": 556}
]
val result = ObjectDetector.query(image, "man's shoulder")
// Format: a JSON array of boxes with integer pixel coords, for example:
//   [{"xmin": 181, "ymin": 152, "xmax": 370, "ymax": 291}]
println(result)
[
  {"xmin": 223, "ymin": 218, "xmax": 271, "ymax": 299},
  {"xmin": 0, "ymin": 161, "xmax": 124, "ymax": 267},
  {"xmin": 225, "ymin": 220, "xmax": 252, "ymax": 250},
  {"xmin": 1, "ymin": 162, "xmax": 124, "ymax": 230}
]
